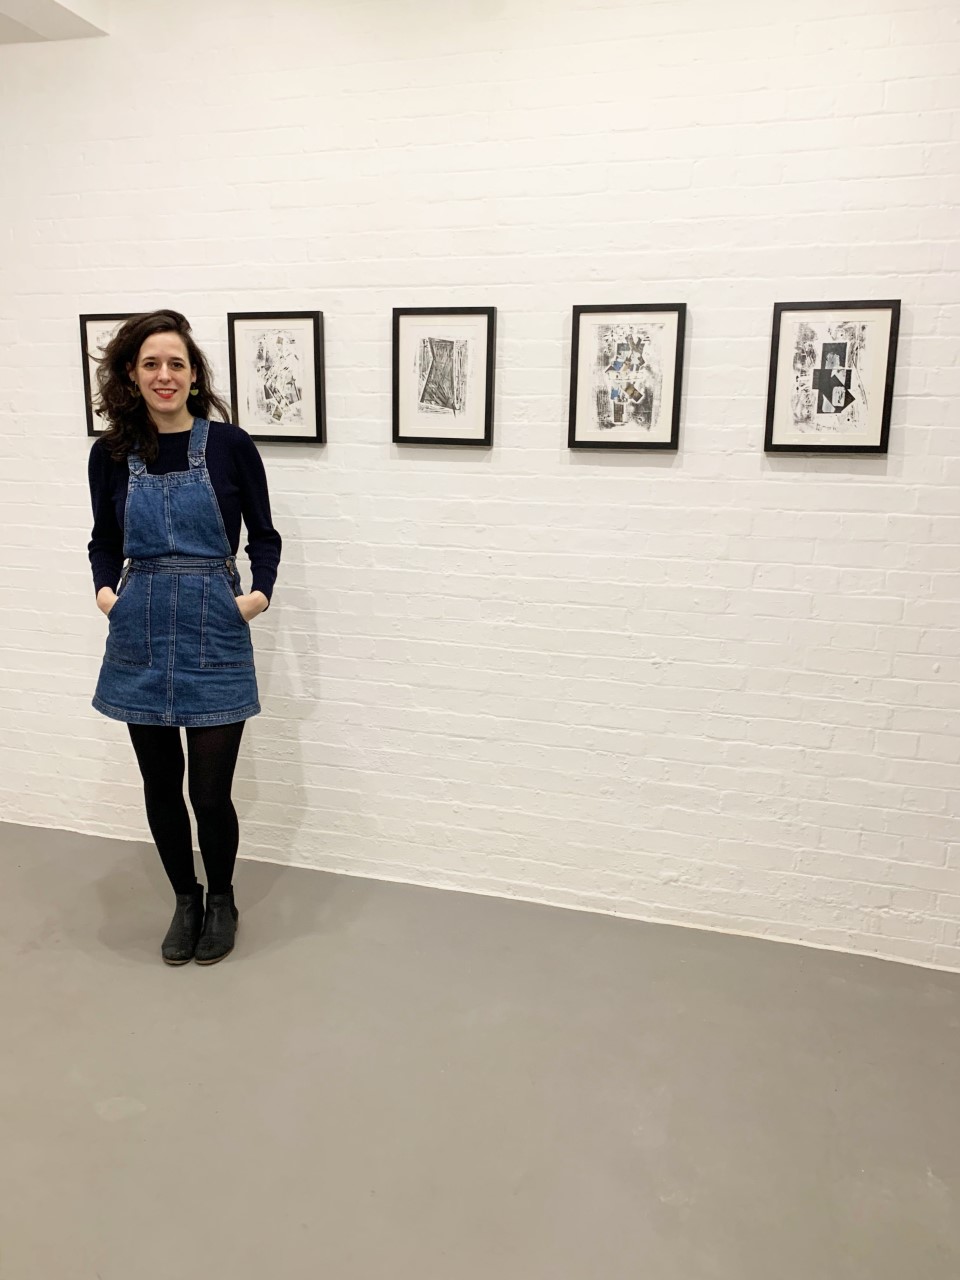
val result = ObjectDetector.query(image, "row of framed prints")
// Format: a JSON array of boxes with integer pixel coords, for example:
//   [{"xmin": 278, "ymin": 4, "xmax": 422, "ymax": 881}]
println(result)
[{"xmin": 81, "ymin": 299, "xmax": 901, "ymax": 454}]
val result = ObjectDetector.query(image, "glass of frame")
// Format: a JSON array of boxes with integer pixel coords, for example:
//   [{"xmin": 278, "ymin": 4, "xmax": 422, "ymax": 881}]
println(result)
[
  {"xmin": 568, "ymin": 304, "xmax": 686, "ymax": 451},
  {"xmin": 228, "ymin": 311, "xmax": 326, "ymax": 444},
  {"xmin": 392, "ymin": 307, "xmax": 496, "ymax": 446},
  {"xmin": 764, "ymin": 300, "xmax": 900, "ymax": 454},
  {"xmin": 80, "ymin": 313, "xmax": 134, "ymax": 436}
]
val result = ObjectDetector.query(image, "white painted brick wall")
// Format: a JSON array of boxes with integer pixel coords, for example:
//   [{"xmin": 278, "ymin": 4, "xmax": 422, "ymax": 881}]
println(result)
[{"xmin": 0, "ymin": 0, "xmax": 958, "ymax": 968}]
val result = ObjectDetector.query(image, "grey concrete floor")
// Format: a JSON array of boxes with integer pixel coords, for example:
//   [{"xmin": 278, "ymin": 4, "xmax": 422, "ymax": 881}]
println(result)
[{"xmin": 1, "ymin": 822, "xmax": 958, "ymax": 1280}]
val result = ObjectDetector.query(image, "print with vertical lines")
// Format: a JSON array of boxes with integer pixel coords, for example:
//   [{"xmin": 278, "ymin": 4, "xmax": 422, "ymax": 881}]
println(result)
[{"xmin": 418, "ymin": 337, "xmax": 468, "ymax": 416}]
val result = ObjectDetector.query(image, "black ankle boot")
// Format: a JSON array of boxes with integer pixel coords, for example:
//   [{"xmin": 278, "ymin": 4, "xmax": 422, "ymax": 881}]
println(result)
[
  {"xmin": 161, "ymin": 886, "xmax": 205, "ymax": 965},
  {"xmin": 195, "ymin": 889, "xmax": 239, "ymax": 965}
]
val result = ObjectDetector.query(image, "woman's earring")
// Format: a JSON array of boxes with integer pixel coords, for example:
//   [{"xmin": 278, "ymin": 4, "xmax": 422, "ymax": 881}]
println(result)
[
  {"xmin": 131, "ymin": 385, "xmax": 141, "ymax": 398},
  {"xmin": 189, "ymin": 384, "xmax": 199, "ymax": 397}
]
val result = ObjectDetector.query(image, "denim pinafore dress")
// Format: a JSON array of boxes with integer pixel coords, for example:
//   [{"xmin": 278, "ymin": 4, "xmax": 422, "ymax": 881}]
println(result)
[{"xmin": 92, "ymin": 419, "xmax": 260, "ymax": 728}]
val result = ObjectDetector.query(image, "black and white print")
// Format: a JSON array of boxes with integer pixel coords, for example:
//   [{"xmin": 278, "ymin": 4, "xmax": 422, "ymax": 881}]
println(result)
[
  {"xmin": 228, "ymin": 312, "xmax": 325, "ymax": 443},
  {"xmin": 80, "ymin": 313, "xmax": 133, "ymax": 435},
  {"xmin": 765, "ymin": 301, "xmax": 900, "ymax": 454},
  {"xmin": 417, "ymin": 336, "xmax": 468, "ymax": 417},
  {"xmin": 246, "ymin": 328, "xmax": 305, "ymax": 426},
  {"xmin": 393, "ymin": 308, "xmax": 496, "ymax": 445},
  {"xmin": 569, "ymin": 305, "xmax": 685, "ymax": 450}
]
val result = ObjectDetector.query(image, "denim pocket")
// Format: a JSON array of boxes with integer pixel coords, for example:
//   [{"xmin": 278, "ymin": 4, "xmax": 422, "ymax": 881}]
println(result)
[
  {"xmin": 199, "ymin": 573, "xmax": 254, "ymax": 669},
  {"xmin": 105, "ymin": 574, "xmax": 152, "ymax": 668}
]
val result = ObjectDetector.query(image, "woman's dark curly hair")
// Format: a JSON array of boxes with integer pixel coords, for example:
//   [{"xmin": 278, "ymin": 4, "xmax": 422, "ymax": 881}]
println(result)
[{"xmin": 94, "ymin": 310, "xmax": 232, "ymax": 463}]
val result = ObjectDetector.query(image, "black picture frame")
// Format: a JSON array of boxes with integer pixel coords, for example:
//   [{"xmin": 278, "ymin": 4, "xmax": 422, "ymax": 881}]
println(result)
[
  {"xmin": 392, "ymin": 307, "xmax": 496, "ymax": 446},
  {"xmin": 568, "ymin": 303, "xmax": 686, "ymax": 451},
  {"xmin": 764, "ymin": 300, "xmax": 900, "ymax": 454},
  {"xmin": 80, "ymin": 313, "xmax": 134, "ymax": 436},
  {"xmin": 227, "ymin": 311, "xmax": 326, "ymax": 444}
]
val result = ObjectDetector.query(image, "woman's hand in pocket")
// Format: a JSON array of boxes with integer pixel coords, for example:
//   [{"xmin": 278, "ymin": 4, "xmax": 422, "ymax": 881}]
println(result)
[
  {"xmin": 97, "ymin": 587, "xmax": 119, "ymax": 617},
  {"xmin": 235, "ymin": 591, "xmax": 269, "ymax": 623}
]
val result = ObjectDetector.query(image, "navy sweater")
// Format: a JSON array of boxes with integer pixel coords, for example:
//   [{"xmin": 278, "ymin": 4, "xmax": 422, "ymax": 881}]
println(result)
[{"xmin": 88, "ymin": 421, "xmax": 281, "ymax": 601}]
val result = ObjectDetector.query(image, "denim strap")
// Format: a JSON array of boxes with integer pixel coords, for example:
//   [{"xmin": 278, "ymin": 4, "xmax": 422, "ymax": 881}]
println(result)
[{"xmin": 187, "ymin": 417, "xmax": 210, "ymax": 467}]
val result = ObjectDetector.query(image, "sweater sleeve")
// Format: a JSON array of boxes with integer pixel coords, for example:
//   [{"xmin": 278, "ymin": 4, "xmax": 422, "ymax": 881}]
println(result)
[
  {"xmin": 87, "ymin": 441, "xmax": 124, "ymax": 596},
  {"xmin": 235, "ymin": 431, "xmax": 281, "ymax": 602}
]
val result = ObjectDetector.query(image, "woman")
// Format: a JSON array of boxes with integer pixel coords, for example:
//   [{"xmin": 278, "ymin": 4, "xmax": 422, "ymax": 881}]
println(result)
[{"xmin": 88, "ymin": 310, "xmax": 281, "ymax": 966}]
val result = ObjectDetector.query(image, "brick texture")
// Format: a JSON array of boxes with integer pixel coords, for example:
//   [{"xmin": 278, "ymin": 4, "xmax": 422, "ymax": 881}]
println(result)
[{"xmin": 0, "ymin": 0, "xmax": 958, "ymax": 969}]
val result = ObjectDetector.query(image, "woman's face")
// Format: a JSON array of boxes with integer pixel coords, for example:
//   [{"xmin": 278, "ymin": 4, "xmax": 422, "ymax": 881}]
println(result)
[{"xmin": 130, "ymin": 332, "xmax": 197, "ymax": 421}]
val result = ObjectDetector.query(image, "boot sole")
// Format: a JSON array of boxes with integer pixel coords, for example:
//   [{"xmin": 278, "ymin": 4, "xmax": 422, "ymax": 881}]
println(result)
[{"xmin": 162, "ymin": 955, "xmax": 194, "ymax": 966}]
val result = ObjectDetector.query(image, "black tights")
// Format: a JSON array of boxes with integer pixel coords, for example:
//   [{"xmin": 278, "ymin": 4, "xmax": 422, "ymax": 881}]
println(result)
[{"xmin": 127, "ymin": 722, "xmax": 246, "ymax": 896}]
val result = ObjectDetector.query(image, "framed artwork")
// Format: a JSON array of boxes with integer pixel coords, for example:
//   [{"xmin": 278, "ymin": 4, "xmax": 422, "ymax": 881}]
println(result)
[
  {"xmin": 393, "ymin": 307, "xmax": 496, "ymax": 446},
  {"xmin": 568, "ymin": 304, "xmax": 686, "ymax": 450},
  {"xmin": 227, "ymin": 311, "xmax": 325, "ymax": 443},
  {"xmin": 765, "ymin": 300, "xmax": 900, "ymax": 454},
  {"xmin": 80, "ymin": 313, "xmax": 134, "ymax": 436}
]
